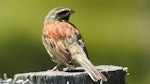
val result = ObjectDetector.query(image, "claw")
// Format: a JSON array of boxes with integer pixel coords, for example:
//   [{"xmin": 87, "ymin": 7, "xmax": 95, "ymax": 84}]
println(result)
[{"xmin": 63, "ymin": 65, "xmax": 75, "ymax": 71}]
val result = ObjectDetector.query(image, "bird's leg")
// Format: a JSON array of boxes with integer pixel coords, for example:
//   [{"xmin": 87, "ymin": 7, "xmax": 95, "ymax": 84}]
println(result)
[
  {"xmin": 47, "ymin": 64, "xmax": 60, "ymax": 71},
  {"xmin": 52, "ymin": 65, "xmax": 59, "ymax": 71}
]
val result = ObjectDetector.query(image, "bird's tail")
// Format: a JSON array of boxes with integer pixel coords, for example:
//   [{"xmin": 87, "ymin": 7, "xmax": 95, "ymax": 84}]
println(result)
[
  {"xmin": 76, "ymin": 55, "xmax": 107, "ymax": 82},
  {"xmin": 69, "ymin": 42, "xmax": 107, "ymax": 82}
]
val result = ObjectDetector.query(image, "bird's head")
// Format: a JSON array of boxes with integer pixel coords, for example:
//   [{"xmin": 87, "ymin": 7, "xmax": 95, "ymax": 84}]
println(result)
[{"xmin": 45, "ymin": 7, "xmax": 74, "ymax": 23}]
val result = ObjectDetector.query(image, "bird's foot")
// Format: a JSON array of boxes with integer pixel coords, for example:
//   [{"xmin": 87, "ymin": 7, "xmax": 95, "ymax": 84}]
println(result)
[
  {"xmin": 63, "ymin": 65, "xmax": 75, "ymax": 71},
  {"xmin": 47, "ymin": 66, "xmax": 59, "ymax": 71}
]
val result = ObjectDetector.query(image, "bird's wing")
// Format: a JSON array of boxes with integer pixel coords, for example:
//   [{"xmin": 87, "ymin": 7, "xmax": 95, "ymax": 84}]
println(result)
[
  {"xmin": 76, "ymin": 34, "xmax": 88, "ymax": 58},
  {"xmin": 67, "ymin": 22, "xmax": 88, "ymax": 58},
  {"xmin": 44, "ymin": 22, "xmax": 79, "ymax": 65}
]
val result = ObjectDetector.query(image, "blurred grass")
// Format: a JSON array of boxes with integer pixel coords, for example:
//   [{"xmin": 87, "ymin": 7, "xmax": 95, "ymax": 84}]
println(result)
[{"xmin": 0, "ymin": 0, "xmax": 150, "ymax": 84}]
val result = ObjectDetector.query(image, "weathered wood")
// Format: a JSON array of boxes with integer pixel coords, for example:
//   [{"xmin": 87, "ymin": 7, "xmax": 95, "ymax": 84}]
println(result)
[{"xmin": 13, "ymin": 65, "xmax": 128, "ymax": 84}]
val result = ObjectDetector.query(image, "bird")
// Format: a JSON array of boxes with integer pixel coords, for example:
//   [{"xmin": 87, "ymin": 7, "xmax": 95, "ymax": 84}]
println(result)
[{"xmin": 42, "ymin": 7, "xmax": 107, "ymax": 82}]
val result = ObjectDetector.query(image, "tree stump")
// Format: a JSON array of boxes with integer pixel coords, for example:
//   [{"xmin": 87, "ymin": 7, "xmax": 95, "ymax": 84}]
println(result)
[{"xmin": 13, "ymin": 65, "xmax": 128, "ymax": 84}]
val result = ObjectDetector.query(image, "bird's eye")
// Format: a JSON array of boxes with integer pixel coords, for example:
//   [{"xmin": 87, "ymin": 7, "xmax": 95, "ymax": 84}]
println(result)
[{"xmin": 57, "ymin": 11, "xmax": 68, "ymax": 15}]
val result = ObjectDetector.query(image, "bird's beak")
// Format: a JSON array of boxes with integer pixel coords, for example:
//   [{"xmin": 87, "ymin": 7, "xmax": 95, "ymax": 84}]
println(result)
[{"xmin": 69, "ymin": 10, "xmax": 75, "ymax": 14}]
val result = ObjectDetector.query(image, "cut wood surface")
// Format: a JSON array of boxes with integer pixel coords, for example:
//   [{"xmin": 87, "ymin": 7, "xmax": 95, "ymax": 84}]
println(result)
[{"xmin": 13, "ymin": 65, "xmax": 128, "ymax": 84}]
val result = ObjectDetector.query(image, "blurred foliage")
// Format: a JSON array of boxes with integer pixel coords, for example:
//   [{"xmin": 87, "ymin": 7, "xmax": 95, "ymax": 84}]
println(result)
[{"xmin": 0, "ymin": 0, "xmax": 150, "ymax": 84}]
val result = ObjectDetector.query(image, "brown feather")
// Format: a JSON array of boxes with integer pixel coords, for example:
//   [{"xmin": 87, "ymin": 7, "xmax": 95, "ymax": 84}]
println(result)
[{"xmin": 44, "ymin": 22, "xmax": 79, "ymax": 66}]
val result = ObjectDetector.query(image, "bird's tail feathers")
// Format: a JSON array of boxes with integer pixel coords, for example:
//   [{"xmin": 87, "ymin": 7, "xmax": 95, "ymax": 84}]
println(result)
[
  {"xmin": 70, "ymin": 43, "xmax": 107, "ymax": 82},
  {"xmin": 76, "ymin": 55, "xmax": 107, "ymax": 82}
]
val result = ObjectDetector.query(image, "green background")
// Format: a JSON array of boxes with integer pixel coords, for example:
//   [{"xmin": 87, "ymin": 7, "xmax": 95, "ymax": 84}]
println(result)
[{"xmin": 0, "ymin": 0, "xmax": 150, "ymax": 84}]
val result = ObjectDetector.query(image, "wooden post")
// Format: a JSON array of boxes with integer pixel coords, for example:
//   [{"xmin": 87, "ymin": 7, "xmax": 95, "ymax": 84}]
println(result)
[{"xmin": 13, "ymin": 65, "xmax": 128, "ymax": 84}]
